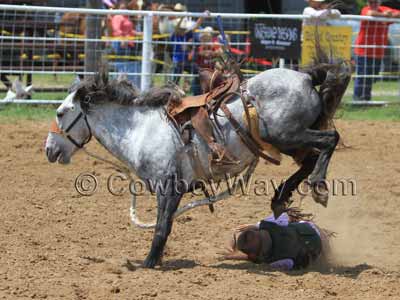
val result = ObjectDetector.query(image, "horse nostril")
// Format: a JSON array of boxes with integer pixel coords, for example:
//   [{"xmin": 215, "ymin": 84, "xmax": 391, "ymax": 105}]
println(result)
[
  {"xmin": 45, "ymin": 147, "xmax": 50, "ymax": 157},
  {"xmin": 57, "ymin": 111, "xmax": 64, "ymax": 118}
]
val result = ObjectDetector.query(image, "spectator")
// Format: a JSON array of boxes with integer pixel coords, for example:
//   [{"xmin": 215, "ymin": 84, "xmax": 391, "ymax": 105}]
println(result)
[
  {"xmin": 170, "ymin": 6, "xmax": 210, "ymax": 92},
  {"xmin": 103, "ymin": 0, "xmax": 117, "ymax": 9},
  {"xmin": 109, "ymin": 0, "xmax": 142, "ymax": 87},
  {"xmin": 196, "ymin": 27, "xmax": 222, "ymax": 69},
  {"xmin": 303, "ymin": 0, "xmax": 341, "ymax": 26},
  {"xmin": 191, "ymin": 27, "xmax": 222, "ymax": 94},
  {"xmin": 353, "ymin": 0, "xmax": 400, "ymax": 101}
]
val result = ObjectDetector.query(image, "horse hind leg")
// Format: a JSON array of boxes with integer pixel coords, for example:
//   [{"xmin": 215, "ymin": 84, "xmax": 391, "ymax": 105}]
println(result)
[
  {"xmin": 271, "ymin": 153, "xmax": 318, "ymax": 218},
  {"xmin": 306, "ymin": 129, "xmax": 340, "ymax": 207},
  {"xmin": 272, "ymin": 128, "xmax": 339, "ymax": 213}
]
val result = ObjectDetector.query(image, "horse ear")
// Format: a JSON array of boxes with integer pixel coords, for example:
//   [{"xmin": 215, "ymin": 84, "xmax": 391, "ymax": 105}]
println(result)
[{"xmin": 68, "ymin": 75, "xmax": 81, "ymax": 93}]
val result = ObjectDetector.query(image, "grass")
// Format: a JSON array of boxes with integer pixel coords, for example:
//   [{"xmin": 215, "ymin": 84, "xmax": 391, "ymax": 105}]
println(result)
[
  {"xmin": 338, "ymin": 105, "xmax": 400, "ymax": 121},
  {"xmin": 0, "ymin": 104, "xmax": 56, "ymax": 122},
  {"xmin": 338, "ymin": 79, "xmax": 400, "ymax": 121},
  {"xmin": 0, "ymin": 74, "xmax": 399, "ymax": 122}
]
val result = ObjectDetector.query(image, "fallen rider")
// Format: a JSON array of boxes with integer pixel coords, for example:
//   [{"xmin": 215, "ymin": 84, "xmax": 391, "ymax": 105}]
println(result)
[{"xmin": 219, "ymin": 212, "xmax": 330, "ymax": 270}]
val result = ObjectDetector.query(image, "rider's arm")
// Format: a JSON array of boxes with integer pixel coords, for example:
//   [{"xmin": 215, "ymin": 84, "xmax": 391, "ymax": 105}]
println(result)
[
  {"xmin": 258, "ymin": 213, "xmax": 290, "ymax": 227},
  {"xmin": 222, "ymin": 252, "xmax": 249, "ymax": 261},
  {"xmin": 269, "ymin": 259, "xmax": 294, "ymax": 271},
  {"xmin": 236, "ymin": 213, "xmax": 290, "ymax": 232}
]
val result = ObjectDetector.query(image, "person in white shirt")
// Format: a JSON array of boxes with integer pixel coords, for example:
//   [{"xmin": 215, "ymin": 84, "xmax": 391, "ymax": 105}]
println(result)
[{"xmin": 303, "ymin": 0, "xmax": 341, "ymax": 26}]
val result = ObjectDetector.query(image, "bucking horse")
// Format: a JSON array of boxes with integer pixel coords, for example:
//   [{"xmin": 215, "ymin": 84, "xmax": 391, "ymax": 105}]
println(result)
[{"xmin": 45, "ymin": 47, "xmax": 351, "ymax": 268}]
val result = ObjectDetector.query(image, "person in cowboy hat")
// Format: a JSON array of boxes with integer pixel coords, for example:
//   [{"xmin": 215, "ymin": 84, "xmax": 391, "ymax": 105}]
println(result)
[
  {"xmin": 219, "ymin": 212, "xmax": 331, "ymax": 270},
  {"xmin": 173, "ymin": 2, "xmax": 187, "ymax": 12},
  {"xmin": 169, "ymin": 7, "xmax": 210, "ymax": 89},
  {"xmin": 303, "ymin": 0, "xmax": 341, "ymax": 26},
  {"xmin": 191, "ymin": 26, "xmax": 222, "ymax": 94}
]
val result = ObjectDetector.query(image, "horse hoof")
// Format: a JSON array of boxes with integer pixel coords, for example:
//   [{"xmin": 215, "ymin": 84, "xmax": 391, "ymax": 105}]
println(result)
[
  {"xmin": 271, "ymin": 202, "xmax": 286, "ymax": 219},
  {"xmin": 143, "ymin": 257, "xmax": 158, "ymax": 269},
  {"xmin": 311, "ymin": 184, "xmax": 329, "ymax": 207}
]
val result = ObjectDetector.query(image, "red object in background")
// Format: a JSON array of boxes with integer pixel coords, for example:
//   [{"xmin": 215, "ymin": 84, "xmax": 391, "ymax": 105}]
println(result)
[
  {"xmin": 355, "ymin": 5, "xmax": 400, "ymax": 58},
  {"xmin": 230, "ymin": 37, "xmax": 272, "ymax": 67}
]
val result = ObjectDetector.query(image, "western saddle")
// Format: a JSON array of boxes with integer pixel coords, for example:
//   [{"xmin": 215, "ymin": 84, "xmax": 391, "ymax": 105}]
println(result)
[{"xmin": 166, "ymin": 73, "xmax": 281, "ymax": 166}]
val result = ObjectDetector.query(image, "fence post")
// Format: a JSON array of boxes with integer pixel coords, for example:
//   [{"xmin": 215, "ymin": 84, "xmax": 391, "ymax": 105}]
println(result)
[
  {"xmin": 141, "ymin": 13, "xmax": 153, "ymax": 91},
  {"xmin": 85, "ymin": 0, "xmax": 103, "ymax": 78},
  {"xmin": 279, "ymin": 58, "xmax": 285, "ymax": 68}
]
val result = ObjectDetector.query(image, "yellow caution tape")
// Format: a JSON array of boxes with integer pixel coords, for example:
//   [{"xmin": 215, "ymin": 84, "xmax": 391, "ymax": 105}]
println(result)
[
  {"xmin": 59, "ymin": 31, "xmax": 169, "ymax": 40},
  {"xmin": 240, "ymin": 69, "xmax": 261, "ymax": 74}
]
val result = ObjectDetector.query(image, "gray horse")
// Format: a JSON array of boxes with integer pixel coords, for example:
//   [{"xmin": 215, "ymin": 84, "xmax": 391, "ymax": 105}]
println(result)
[{"xmin": 45, "ymin": 59, "xmax": 350, "ymax": 268}]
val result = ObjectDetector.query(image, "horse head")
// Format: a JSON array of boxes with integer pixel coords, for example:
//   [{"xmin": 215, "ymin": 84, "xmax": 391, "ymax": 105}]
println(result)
[
  {"xmin": 46, "ymin": 70, "xmax": 134, "ymax": 164},
  {"xmin": 45, "ymin": 90, "xmax": 91, "ymax": 164}
]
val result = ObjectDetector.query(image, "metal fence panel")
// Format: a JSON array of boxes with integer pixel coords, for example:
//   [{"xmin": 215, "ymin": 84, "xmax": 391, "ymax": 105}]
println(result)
[{"xmin": 0, "ymin": 4, "xmax": 399, "ymax": 105}]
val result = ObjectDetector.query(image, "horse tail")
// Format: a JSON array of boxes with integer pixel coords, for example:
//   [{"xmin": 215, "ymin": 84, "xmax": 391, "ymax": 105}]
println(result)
[{"xmin": 302, "ymin": 34, "xmax": 352, "ymax": 130}]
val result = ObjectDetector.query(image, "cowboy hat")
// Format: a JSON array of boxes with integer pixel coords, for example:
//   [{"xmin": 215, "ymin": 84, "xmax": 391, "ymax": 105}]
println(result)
[
  {"xmin": 173, "ymin": 17, "xmax": 195, "ymax": 30},
  {"xmin": 200, "ymin": 26, "xmax": 214, "ymax": 36},
  {"xmin": 174, "ymin": 3, "xmax": 187, "ymax": 12}
]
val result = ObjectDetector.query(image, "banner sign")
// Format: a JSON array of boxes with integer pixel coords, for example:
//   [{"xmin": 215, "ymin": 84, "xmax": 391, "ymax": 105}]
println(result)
[
  {"xmin": 302, "ymin": 25, "xmax": 352, "ymax": 66},
  {"xmin": 250, "ymin": 19, "xmax": 302, "ymax": 60}
]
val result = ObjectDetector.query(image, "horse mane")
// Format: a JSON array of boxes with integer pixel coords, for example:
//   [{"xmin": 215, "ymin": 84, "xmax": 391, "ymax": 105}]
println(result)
[
  {"xmin": 135, "ymin": 86, "xmax": 182, "ymax": 107},
  {"xmin": 74, "ymin": 69, "xmax": 181, "ymax": 113},
  {"xmin": 74, "ymin": 70, "xmax": 139, "ymax": 106}
]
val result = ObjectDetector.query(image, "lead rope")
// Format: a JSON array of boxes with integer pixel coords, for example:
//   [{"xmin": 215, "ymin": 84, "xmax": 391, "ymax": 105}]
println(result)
[
  {"xmin": 82, "ymin": 148, "xmax": 134, "ymax": 181},
  {"xmin": 81, "ymin": 147, "xmax": 154, "ymax": 229}
]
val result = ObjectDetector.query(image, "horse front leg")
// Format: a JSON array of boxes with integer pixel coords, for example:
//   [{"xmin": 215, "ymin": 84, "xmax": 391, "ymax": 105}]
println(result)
[{"xmin": 143, "ymin": 186, "xmax": 183, "ymax": 268}]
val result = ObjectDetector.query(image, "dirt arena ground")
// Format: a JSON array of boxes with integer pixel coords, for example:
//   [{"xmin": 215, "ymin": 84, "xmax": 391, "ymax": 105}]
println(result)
[{"xmin": 1, "ymin": 119, "xmax": 400, "ymax": 300}]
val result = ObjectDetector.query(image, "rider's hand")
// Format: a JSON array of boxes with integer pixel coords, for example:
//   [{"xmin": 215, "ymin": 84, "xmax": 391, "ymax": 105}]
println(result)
[
  {"xmin": 204, "ymin": 10, "xmax": 211, "ymax": 17},
  {"xmin": 235, "ymin": 224, "xmax": 258, "ymax": 232},
  {"xmin": 216, "ymin": 248, "xmax": 233, "ymax": 259}
]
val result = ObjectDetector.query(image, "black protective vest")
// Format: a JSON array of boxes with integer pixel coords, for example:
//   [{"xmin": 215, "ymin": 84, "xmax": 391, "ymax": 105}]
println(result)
[{"xmin": 258, "ymin": 221, "xmax": 322, "ymax": 269}]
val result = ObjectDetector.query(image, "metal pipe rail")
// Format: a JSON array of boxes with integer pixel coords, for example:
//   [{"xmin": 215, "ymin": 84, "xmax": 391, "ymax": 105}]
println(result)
[
  {"xmin": 1, "ymin": 4, "xmax": 400, "ymax": 105},
  {"xmin": 1, "ymin": 4, "xmax": 400, "ymax": 22}
]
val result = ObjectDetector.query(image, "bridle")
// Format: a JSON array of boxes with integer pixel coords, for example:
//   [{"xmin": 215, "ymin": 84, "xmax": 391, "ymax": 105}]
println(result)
[
  {"xmin": 49, "ymin": 111, "xmax": 92, "ymax": 149},
  {"xmin": 48, "ymin": 93, "xmax": 133, "ymax": 174},
  {"xmin": 48, "ymin": 107, "xmax": 133, "ymax": 176}
]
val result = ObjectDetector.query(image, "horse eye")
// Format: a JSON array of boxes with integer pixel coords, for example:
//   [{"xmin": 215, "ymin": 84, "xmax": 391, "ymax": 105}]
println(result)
[{"xmin": 70, "ymin": 106, "xmax": 75, "ymax": 111}]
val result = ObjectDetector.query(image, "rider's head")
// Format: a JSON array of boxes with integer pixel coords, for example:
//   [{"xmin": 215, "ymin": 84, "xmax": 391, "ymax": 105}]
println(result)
[
  {"xmin": 236, "ymin": 230, "xmax": 260, "ymax": 260},
  {"xmin": 237, "ymin": 229, "xmax": 273, "ymax": 261}
]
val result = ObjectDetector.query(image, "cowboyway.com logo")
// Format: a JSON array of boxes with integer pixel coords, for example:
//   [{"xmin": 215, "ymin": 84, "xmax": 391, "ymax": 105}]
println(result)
[{"xmin": 74, "ymin": 172, "xmax": 357, "ymax": 198}]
